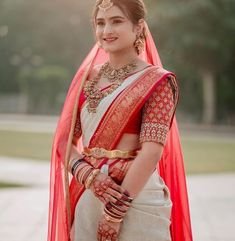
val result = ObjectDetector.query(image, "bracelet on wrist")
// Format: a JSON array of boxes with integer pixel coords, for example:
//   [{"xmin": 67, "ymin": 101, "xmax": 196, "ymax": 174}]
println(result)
[
  {"xmin": 77, "ymin": 165, "xmax": 92, "ymax": 184},
  {"xmin": 103, "ymin": 213, "xmax": 123, "ymax": 223},
  {"xmin": 104, "ymin": 207, "xmax": 124, "ymax": 219},
  {"xmin": 71, "ymin": 158, "xmax": 86, "ymax": 175},
  {"xmin": 105, "ymin": 202, "xmax": 127, "ymax": 219},
  {"xmin": 73, "ymin": 162, "xmax": 87, "ymax": 178},
  {"xmin": 84, "ymin": 169, "xmax": 100, "ymax": 189},
  {"xmin": 109, "ymin": 202, "xmax": 126, "ymax": 213},
  {"xmin": 71, "ymin": 161, "xmax": 83, "ymax": 176}
]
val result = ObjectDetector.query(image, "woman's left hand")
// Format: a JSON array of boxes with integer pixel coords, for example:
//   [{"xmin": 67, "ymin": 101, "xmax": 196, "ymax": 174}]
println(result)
[{"xmin": 97, "ymin": 214, "xmax": 122, "ymax": 241}]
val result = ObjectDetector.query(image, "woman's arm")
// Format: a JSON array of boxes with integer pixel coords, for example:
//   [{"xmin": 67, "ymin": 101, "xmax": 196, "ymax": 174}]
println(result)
[
  {"xmin": 121, "ymin": 75, "xmax": 178, "ymax": 198},
  {"xmin": 68, "ymin": 111, "xmax": 83, "ymax": 171},
  {"xmin": 121, "ymin": 142, "xmax": 163, "ymax": 198},
  {"xmin": 70, "ymin": 142, "xmax": 83, "ymax": 161}
]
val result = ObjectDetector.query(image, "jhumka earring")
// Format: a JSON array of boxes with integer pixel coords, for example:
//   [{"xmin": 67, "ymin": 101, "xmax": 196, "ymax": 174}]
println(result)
[
  {"xmin": 134, "ymin": 33, "xmax": 145, "ymax": 55},
  {"xmin": 98, "ymin": 0, "xmax": 113, "ymax": 11}
]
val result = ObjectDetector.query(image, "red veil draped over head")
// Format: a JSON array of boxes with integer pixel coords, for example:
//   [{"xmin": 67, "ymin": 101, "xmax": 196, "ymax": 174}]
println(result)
[{"xmin": 47, "ymin": 24, "xmax": 193, "ymax": 241}]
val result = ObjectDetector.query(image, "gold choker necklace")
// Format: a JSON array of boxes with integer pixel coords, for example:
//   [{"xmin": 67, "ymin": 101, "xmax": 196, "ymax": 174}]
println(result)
[
  {"xmin": 84, "ymin": 60, "xmax": 138, "ymax": 113},
  {"xmin": 103, "ymin": 60, "xmax": 137, "ymax": 83}
]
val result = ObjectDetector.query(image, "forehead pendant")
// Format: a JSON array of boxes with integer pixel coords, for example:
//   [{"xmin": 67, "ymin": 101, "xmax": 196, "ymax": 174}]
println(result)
[{"xmin": 98, "ymin": 0, "xmax": 114, "ymax": 11}]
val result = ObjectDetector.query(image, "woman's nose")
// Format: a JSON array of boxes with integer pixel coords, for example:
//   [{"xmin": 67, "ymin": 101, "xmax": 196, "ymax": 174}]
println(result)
[{"xmin": 103, "ymin": 23, "xmax": 113, "ymax": 35}]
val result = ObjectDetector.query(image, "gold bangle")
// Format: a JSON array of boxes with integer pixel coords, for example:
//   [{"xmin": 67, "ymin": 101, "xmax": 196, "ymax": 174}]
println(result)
[
  {"xmin": 104, "ymin": 207, "xmax": 123, "ymax": 219},
  {"xmin": 109, "ymin": 207, "xmax": 126, "ymax": 217},
  {"xmin": 74, "ymin": 163, "xmax": 87, "ymax": 179},
  {"xmin": 110, "ymin": 202, "xmax": 127, "ymax": 212},
  {"xmin": 85, "ymin": 169, "xmax": 100, "ymax": 189},
  {"xmin": 80, "ymin": 167, "xmax": 93, "ymax": 185},
  {"xmin": 103, "ymin": 213, "xmax": 123, "ymax": 223},
  {"xmin": 78, "ymin": 166, "xmax": 92, "ymax": 184}
]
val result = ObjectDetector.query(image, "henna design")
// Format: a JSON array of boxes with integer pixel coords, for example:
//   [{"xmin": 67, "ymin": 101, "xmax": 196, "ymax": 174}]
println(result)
[
  {"xmin": 97, "ymin": 217, "xmax": 119, "ymax": 241},
  {"xmin": 90, "ymin": 173, "xmax": 132, "ymax": 207},
  {"xmin": 92, "ymin": 176, "xmax": 113, "ymax": 198}
]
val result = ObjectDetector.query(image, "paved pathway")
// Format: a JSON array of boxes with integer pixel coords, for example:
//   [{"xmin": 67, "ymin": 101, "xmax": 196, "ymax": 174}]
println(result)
[
  {"xmin": 0, "ymin": 157, "xmax": 49, "ymax": 241},
  {"xmin": 187, "ymin": 173, "xmax": 235, "ymax": 241},
  {"xmin": 0, "ymin": 156, "xmax": 235, "ymax": 241}
]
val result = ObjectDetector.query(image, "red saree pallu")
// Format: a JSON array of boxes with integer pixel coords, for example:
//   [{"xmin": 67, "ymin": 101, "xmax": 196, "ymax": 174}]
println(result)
[{"xmin": 47, "ymin": 24, "xmax": 193, "ymax": 241}]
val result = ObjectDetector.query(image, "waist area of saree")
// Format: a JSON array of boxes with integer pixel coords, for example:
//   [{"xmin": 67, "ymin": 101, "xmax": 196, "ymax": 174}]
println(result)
[
  {"xmin": 82, "ymin": 147, "xmax": 139, "ymax": 159},
  {"xmin": 83, "ymin": 147, "xmax": 137, "ymax": 184}
]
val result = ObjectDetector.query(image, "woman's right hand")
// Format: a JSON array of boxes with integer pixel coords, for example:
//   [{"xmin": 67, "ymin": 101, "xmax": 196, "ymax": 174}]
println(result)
[{"xmin": 90, "ymin": 172, "xmax": 131, "ymax": 205}]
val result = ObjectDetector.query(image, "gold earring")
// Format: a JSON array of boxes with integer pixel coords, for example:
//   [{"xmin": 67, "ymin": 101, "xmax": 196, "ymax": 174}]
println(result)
[{"xmin": 134, "ymin": 33, "xmax": 145, "ymax": 55}]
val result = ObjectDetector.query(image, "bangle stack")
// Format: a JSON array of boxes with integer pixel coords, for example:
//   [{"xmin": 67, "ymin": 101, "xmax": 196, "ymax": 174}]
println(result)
[
  {"xmin": 103, "ymin": 213, "xmax": 123, "ymax": 223},
  {"xmin": 76, "ymin": 164, "xmax": 92, "ymax": 184},
  {"xmin": 84, "ymin": 169, "xmax": 100, "ymax": 189},
  {"xmin": 71, "ymin": 158, "xmax": 85, "ymax": 175},
  {"xmin": 103, "ymin": 195, "xmax": 133, "ymax": 223},
  {"xmin": 70, "ymin": 157, "xmax": 100, "ymax": 188}
]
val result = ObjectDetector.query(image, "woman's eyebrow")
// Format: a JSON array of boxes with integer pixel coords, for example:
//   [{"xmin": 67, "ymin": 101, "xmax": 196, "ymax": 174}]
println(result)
[{"xmin": 96, "ymin": 16, "xmax": 126, "ymax": 21}]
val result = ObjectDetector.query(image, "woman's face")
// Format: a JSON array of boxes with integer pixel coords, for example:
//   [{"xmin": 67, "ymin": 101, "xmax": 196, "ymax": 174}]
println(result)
[{"xmin": 95, "ymin": 5, "xmax": 139, "ymax": 54}]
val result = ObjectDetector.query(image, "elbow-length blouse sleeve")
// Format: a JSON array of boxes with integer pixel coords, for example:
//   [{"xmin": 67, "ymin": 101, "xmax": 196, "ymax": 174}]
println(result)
[{"xmin": 139, "ymin": 75, "xmax": 179, "ymax": 146}]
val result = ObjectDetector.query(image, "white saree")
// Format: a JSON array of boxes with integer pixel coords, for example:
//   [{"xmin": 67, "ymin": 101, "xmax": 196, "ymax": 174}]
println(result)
[
  {"xmin": 74, "ymin": 171, "xmax": 172, "ymax": 241},
  {"xmin": 72, "ymin": 68, "xmax": 173, "ymax": 241}
]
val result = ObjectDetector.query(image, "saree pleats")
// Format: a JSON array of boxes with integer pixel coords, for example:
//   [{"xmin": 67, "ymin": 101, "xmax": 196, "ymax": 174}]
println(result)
[{"xmin": 74, "ymin": 172, "xmax": 172, "ymax": 241}]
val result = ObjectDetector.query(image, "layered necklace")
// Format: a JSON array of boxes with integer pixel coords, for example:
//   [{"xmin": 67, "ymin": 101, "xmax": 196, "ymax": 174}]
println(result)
[{"xmin": 84, "ymin": 60, "xmax": 137, "ymax": 113}]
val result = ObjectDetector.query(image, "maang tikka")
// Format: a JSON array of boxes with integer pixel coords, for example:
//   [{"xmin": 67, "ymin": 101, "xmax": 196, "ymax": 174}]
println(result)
[{"xmin": 98, "ymin": 0, "xmax": 114, "ymax": 11}]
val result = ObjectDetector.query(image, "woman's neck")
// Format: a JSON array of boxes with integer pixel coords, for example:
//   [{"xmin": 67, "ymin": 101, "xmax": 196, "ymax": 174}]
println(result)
[{"xmin": 108, "ymin": 50, "xmax": 139, "ymax": 69}]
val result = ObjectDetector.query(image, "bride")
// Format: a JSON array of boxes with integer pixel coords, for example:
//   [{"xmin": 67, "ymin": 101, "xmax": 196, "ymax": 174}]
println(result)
[{"xmin": 47, "ymin": 1, "xmax": 193, "ymax": 241}]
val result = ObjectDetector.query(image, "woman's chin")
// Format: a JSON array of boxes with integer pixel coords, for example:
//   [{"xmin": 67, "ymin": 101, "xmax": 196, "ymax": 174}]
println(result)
[
  {"xmin": 103, "ymin": 46, "xmax": 116, "ymax": 52},
  {"xmin": 103, "ymin": 47, "xmax": 124, "ymax": 54}
]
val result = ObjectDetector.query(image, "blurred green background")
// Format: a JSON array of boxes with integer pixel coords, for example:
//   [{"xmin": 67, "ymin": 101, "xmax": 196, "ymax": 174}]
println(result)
[{"xmin": 0, "ymin": 0, "xmax": 235, "ymax": 177}]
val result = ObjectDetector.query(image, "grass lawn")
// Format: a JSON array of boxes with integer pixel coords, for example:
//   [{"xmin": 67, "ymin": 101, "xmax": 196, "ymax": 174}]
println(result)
[
  {"xmin": 181, "ymin": 136, "xmax": 235, "ymax": 174},
  {"xmin": 0, "ymin": 181, "xmax": 27, "ymax": 188},
  {"xmin": 0, "ymin": 130, "xmax": 234, "ymax": 175},
  {"xmin": 0, "ymin": 130, "xmax": 53, "ymax": 161}
]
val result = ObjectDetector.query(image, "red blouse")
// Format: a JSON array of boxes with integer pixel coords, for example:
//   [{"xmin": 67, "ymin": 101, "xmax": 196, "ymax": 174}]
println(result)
[
  {"xmin": 74, "ymin": 75, "xmax": 178, "ymax": 146},
  {"xmin": 121, "ymin": 76, "xmax": 178, "ymax": 145}
]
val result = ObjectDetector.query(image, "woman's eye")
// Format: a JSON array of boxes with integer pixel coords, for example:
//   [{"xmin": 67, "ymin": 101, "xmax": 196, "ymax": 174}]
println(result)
[
  {"xmin": 113, "ymin": 20, "xmax": 122, "ymax": 24},
  {"xmin": 97, "ymin": 22, "xmax": 104, "ymax": 26}
]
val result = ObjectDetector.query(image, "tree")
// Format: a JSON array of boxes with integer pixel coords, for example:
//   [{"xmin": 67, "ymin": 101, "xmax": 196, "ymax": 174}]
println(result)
[
  {"xmin": 147, "ymin": 0, "xmax": 235, "ymax": 124},
  {"xmin": 18, "ymin": 65, "xmax": 69, "ymax": 114},
  {"xmin": 0, "ymin": 0, "xmax": 94, "ymax": 93}
]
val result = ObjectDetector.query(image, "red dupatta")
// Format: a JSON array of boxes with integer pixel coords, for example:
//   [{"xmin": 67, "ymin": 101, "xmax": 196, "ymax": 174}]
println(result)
[{"xmin": 47, "ymin": 24, "xmax": 193, "ymax": 241}]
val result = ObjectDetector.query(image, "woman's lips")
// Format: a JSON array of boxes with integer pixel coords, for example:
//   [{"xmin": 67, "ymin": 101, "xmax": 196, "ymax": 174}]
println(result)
[{"xmin": 103, "ymin": 37, "xmax": 118, "ymax": 43}]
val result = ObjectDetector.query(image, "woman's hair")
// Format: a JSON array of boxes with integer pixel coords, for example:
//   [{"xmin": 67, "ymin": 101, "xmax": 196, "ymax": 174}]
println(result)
[{"xmin": 93, "ymin": 0, "xmax": 147, "ymax": 28}]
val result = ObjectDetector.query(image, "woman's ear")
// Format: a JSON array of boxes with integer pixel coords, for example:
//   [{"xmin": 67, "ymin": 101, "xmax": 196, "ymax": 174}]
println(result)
[{"xmin": 134, "ymin": 19, "xmax": 145, "ymax": 35}]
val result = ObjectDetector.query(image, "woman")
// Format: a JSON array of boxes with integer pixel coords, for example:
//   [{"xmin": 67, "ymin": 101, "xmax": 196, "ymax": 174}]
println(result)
[{"xmin": 47, "ymin": 0, "xmax": 193, "ymax": 241}]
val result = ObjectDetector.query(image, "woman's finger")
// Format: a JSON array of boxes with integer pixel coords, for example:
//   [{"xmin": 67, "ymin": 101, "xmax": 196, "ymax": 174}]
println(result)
[
  {"xmin": 99, "ymin": 196, "xmax": 107, "ymax": 204},
  {"xmin": 115, "ymin": 199, "xmax": 131, "ymax": 208},
  {"xmin": 109, "ymin": 201, "xmax": 129, "ymax": 212},
  {"xmin": 102, "ymin": 193, "xmax": 110, "ymax": 204},
  {"xmin": 110, "ymin": 182, "xmax": 126, "ymax": 194},
  {"xmin": 103, "ymin": 193, "xmax": 118, "ymax": 204},
  {"xmin": 109, "ymin": 187, "xmax": 132, "ymax": 203},
  {"xmin": 106, "ymin": 187, "xmax": 123, "ymax": 200}
]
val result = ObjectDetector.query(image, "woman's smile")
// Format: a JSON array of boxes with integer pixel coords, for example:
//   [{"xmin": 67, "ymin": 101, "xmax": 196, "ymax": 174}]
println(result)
[{"xmin": 103, "ymin": 37, "xmax": 118, "ymax": 43}]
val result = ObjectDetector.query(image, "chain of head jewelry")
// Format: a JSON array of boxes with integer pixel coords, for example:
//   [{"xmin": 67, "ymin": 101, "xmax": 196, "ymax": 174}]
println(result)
[{"xmin": 97, "ymin": 0, "xmax": 114, "ymax": 11}]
